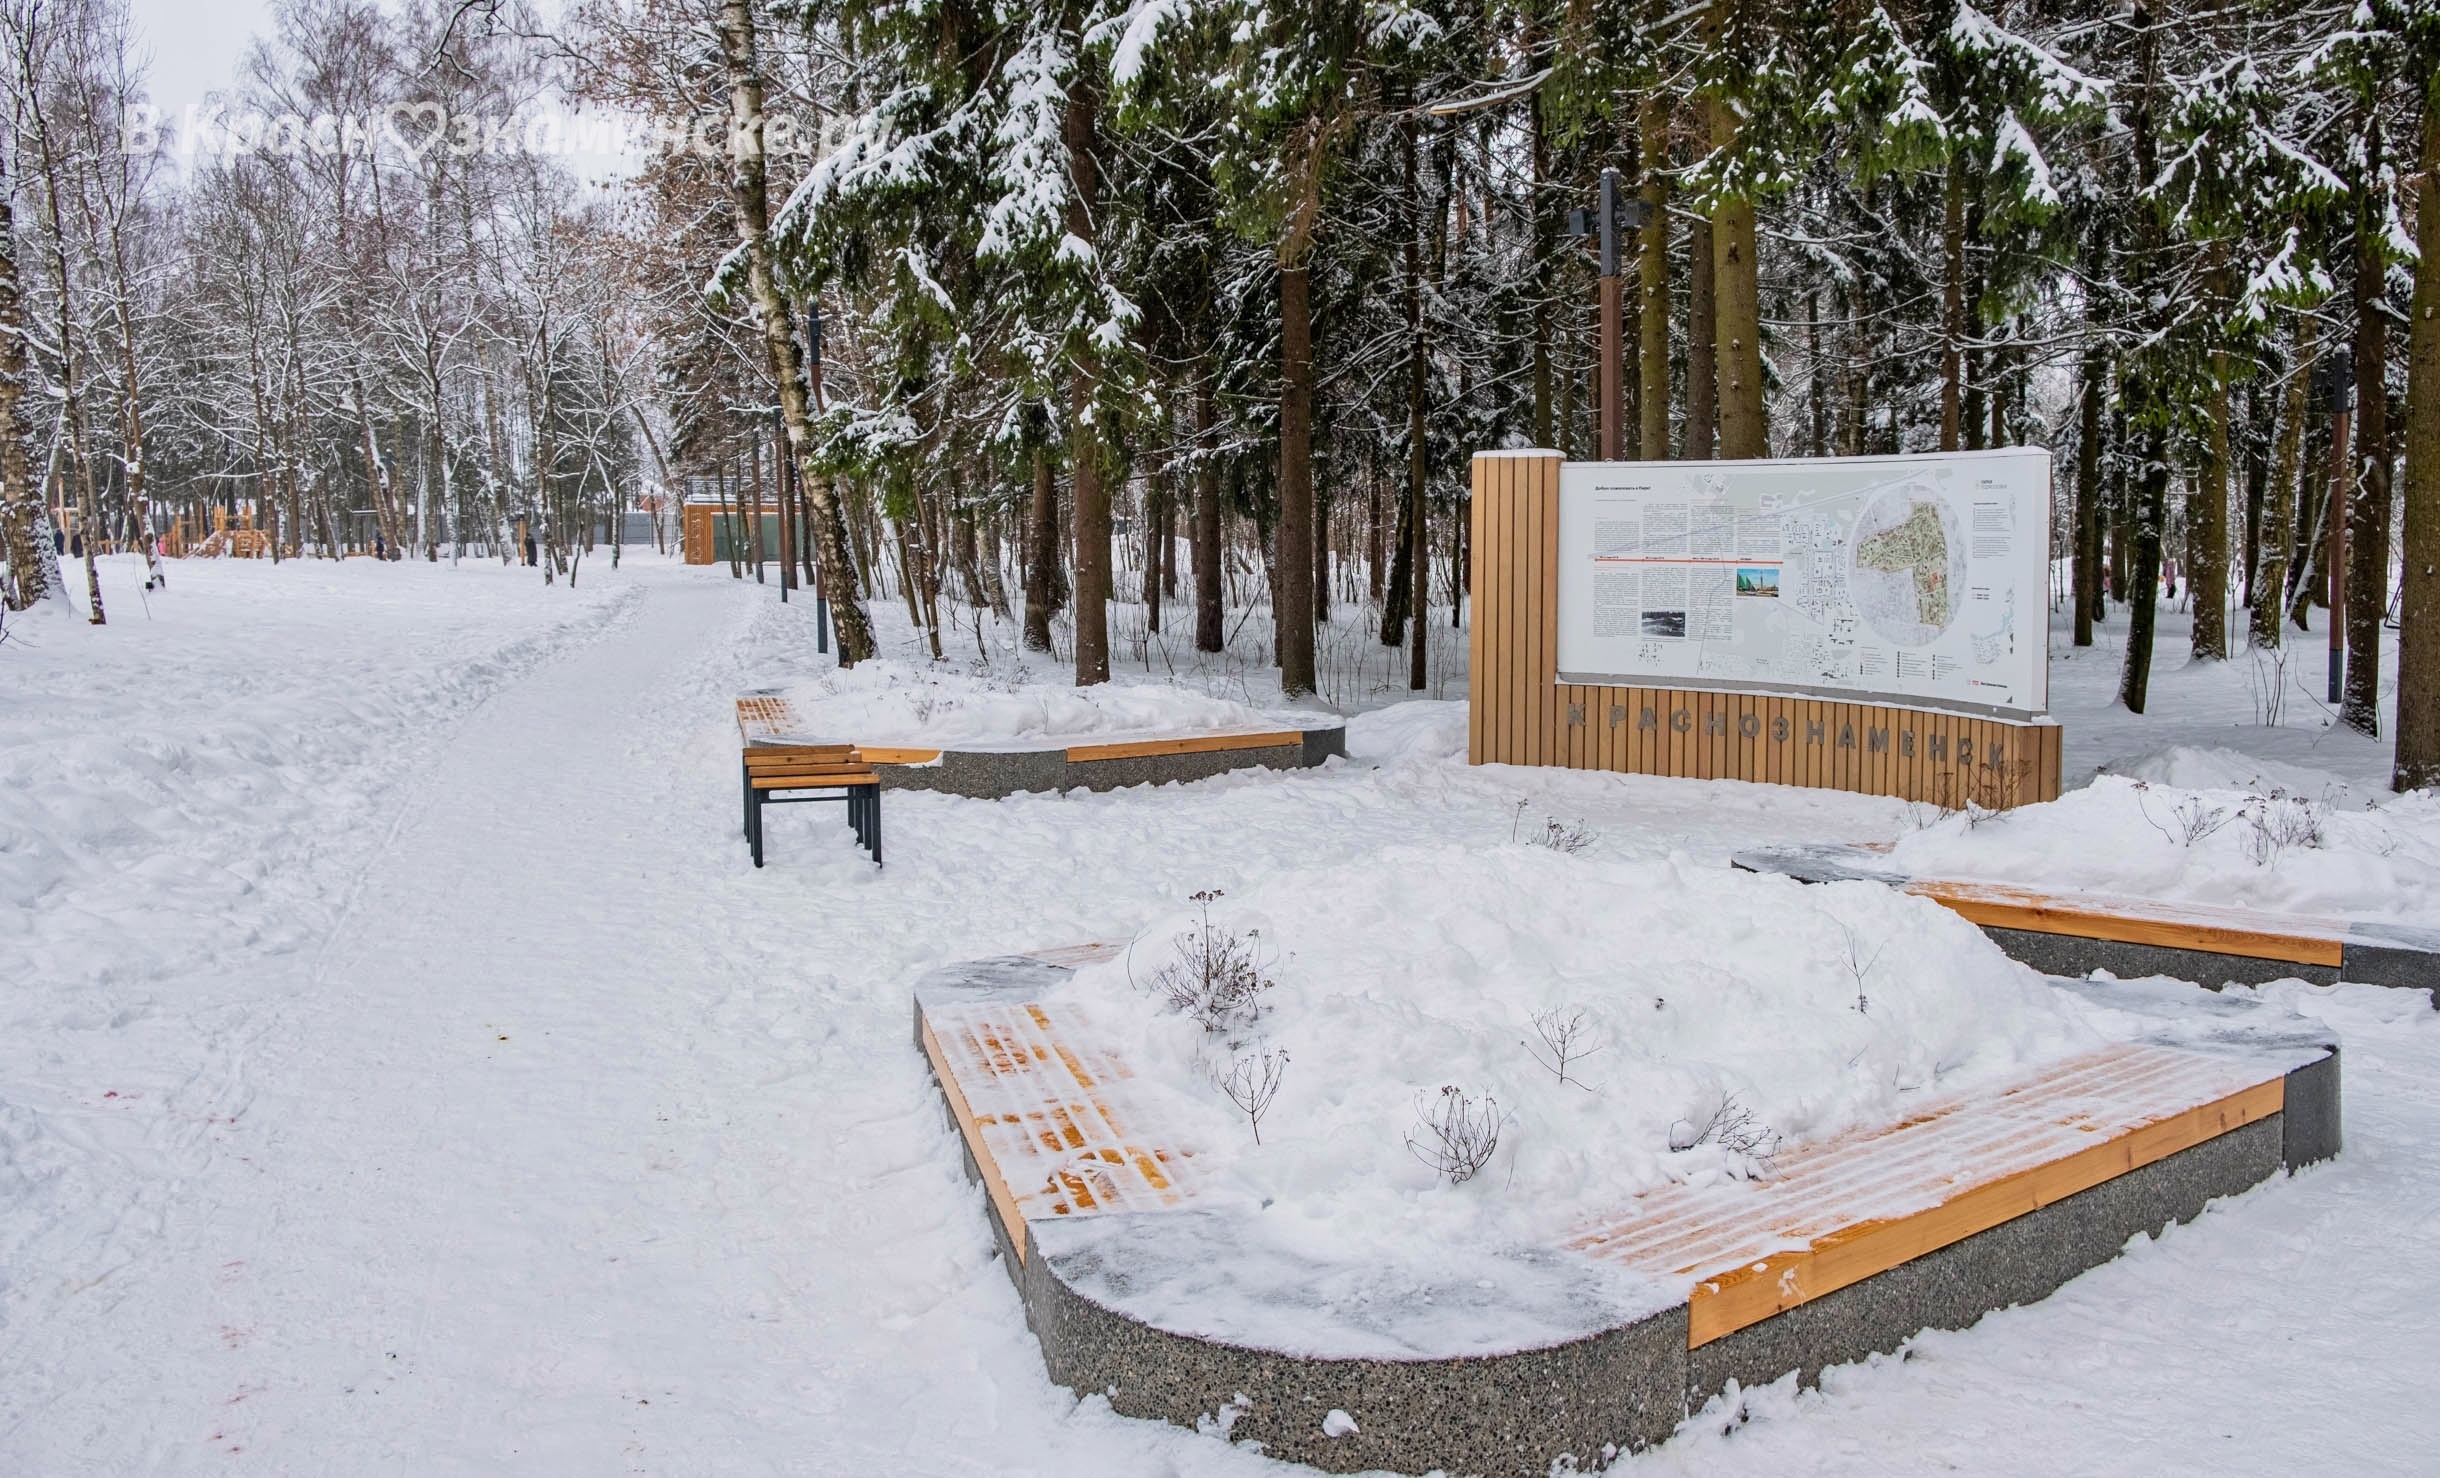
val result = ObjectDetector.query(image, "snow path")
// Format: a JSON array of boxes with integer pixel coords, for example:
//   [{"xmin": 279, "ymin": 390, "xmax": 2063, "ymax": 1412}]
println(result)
[{"xmin": 3, "ymin": 561, "xmax": 2435, "ymax": 1475}]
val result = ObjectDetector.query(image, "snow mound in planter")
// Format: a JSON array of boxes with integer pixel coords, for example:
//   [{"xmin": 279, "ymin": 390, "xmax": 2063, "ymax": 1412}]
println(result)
[
  {"xmin": 1050, "ymin": 844, "xmax": 2099, "ymax": 1266},
  {"xmin": 1888, "ymin": 769, "xmax": 2440, "ymax": 924},
  {"xmin": 779, "ymin": 661, "xmax": 1311, "ymax": 746}
]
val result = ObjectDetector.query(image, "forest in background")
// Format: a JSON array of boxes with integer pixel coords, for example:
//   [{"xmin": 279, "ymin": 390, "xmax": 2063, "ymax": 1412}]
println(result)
[{"xmin": 0, "ymin": 0, "xmax": 2432, "ymax": 789}]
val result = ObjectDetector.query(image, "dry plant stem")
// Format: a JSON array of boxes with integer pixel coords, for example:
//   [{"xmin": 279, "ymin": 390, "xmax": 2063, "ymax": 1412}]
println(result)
[
  {"xmin": 1406, "ymin": 1085, "xmax": 1506, "ymax": 1185},
  {"xmin": 1211, "ymin": 1047, "xmax": 1289, "ymax": 1145},
  {"xmin": 1525, "ymin": 1007, "xmax": 1601, "ymax": 1087}
]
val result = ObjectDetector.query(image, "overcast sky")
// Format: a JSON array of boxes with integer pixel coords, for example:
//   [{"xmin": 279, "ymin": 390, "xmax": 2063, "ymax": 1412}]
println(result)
[{"xmin": 129, "ymin": 0, "xmax": 277, "ymax": 121}]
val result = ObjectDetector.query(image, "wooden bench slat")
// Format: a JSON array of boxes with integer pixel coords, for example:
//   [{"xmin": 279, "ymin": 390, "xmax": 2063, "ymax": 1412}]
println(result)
[
  {"xmin": 1065, "ymin": 730, "xmax": 1303, "ymax": 763},
  {"xmin": 1902, "ymin": 879, "xmax": 2347, "ymax": 966},
  {"xmin": 751, "ymin": 771, "xmax": 878, "ymax": 789}
]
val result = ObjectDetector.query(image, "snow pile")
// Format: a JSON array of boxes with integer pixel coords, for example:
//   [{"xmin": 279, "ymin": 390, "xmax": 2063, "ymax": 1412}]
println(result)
[
  {"xmin": 1888, "ymin": 766, "xmax": 2440, "ymax": 923},
  {"xmin": 2099, "ymin": 744, "xmax": 2369, "ymax": 805},
  {"xmin": 1050, "ymin": 844, "xmax": 2097, "ymax": 1263},
  {"xmin": 775, "ymin": 659, "xmax": 1316, "ymax": 746}
]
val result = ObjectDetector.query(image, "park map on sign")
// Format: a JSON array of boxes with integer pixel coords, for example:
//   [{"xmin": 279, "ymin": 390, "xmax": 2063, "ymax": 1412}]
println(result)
[{"xmin": 1556, "ymin": 450, "xmax": 2048, "ymax": 716}]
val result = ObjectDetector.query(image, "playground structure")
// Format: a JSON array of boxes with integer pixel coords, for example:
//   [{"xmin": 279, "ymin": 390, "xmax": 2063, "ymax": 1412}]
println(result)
[{"xmin": 183, "ymin": 507, "xmax": 273, "ymax": 559}]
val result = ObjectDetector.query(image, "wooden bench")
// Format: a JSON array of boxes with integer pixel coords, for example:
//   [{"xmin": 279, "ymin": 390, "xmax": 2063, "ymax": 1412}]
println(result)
[
  {"xmin": 735, "ymin": 695, "xmax": 881, "ymax": 868},
  {"xmin": 1734, "ymin": 844, "xmax": 2440, "ymax": 1003}
]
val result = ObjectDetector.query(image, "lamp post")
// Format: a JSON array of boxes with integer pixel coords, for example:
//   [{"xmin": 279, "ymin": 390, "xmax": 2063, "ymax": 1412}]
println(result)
[
  {"xmin": 2311, "ymin": 347, "xmax": 2353, "ymax": 705},
  {"xmin": 1566, "ymin": 168, "xmax": 1653, "ymax": 462}
]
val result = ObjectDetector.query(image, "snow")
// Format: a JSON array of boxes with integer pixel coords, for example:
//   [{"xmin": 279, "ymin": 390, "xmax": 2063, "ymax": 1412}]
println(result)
[
  {"xmin": 1046, "ymin": 846, "xmax": 2099, "ymax": 1263},
  {"xmin": 3, "ymin": 552, "xmax": 2436, "ymax": 1474},
  {"xmin": 767, "ymin": 658, "xmax": 1319, "ymax": 747},
  {"xmin": 1886, "ymin": 771, "xmax": 2440, "ymax": 923}
]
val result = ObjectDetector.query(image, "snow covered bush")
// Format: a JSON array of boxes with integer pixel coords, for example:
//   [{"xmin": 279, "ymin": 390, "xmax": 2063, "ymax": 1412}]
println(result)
[
  {"xmin": 1888, "ymin": 753, "xmax": 2438, "ymax": 921},
  {"xmin": 1050, "ymin": 844, "xmax": 2096, "ymax": 1255},
  {"xmin": 1407, "ymin": 1085, "xmax": 1509, "ymax": 1185},
  {"xmin": 1144, "ymin": 889, "xmax": 1275, "ymax": 1036}
]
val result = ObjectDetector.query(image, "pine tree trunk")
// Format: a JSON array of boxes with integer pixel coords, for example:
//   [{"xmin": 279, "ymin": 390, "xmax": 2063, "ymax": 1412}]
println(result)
[
  {"xmin": 2395, "ymin": 87, "xmax": 2440, "ymax": 789},
  {"xmin": 1144, "ymin": 473, "xmax": 1163, "ymax": 634},
  {"xmin": 1381, "ymin": 491, "xmax": 1413, "ymax": 645},
  {"xmin": 1025, "ymin": 445, "xmax": 1057, "ymax": 651},
  {"xmin": 2073, "ymin": 342, "xmax": 2105, "ymax": 646},
  {"xmin": 2191, "ymin": 344, "xmax": 2232, "ymax": 661},
  {"xmin": 1638, "ymin": 99, "xmax": 1671, "ymax": 460},
  {"xmin": 1277, "ymin": 259, "xmax": 1318, "ymax": 695},
  {"xmin": 716, "ymin": 0, "xmax": 875, "ymax": 661},
  {"xmin": 1194, "ymin": 377, "xmax": 1223, "ymax": 652},
  {"xmin": 1713, "ymin": 193, "xmax": 1765, "ymax": 459},
  {"xmin": 1941, "ymin": 168, "xmax": 1966, "ymax": 453},
  {"xmin": 2344, "ymin": 165, "xmax": 2392, "ymax": 736},
  {"xmin": 1066, "ymin": 63, "xmax": 1111, "ymax": 685},
  {"xmin": 1686, "ymin": 218, "xmax": 1716, "ymax": 461},
  {"xmin": 2120, "ymin": 429, "xmax": 2169, "ymax": 712}
]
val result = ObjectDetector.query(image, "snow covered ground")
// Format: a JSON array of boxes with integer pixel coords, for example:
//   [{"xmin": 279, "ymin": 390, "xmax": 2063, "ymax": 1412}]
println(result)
[{"xmin": 3, "ymin": 553, "xmax": 2435, "ymax": 1474}]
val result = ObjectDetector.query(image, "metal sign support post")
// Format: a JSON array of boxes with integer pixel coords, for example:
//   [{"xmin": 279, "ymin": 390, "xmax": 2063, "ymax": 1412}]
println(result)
[{"xmin": 1568, "ymin": 170, "xmax": 1652, "ymax": 462}]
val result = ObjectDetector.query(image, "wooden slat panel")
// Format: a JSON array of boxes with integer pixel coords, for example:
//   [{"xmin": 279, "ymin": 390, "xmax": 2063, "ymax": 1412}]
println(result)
[
  {"xmin": 1528, "ymin": 456, "xmax": 1552, "ymax": 767},
  {"xmin": 1066, "ymin": 731, "xmax": 1302, "ymax": 763},
  {"xmin": 1493, "ymin": 460, "xmax": 1512, "ymax": 765},
  {"xmin": 1685, "ymin": 1075, "xmax": 2285, "ymax": 1345},
  {"xmin": 1468, "ymin": 457, "xmax": 1488, "ymax": 766}
]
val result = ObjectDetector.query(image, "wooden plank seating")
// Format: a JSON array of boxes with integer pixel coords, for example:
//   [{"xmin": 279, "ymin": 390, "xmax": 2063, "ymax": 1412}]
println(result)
[
  {"xmin": 1734, "ymin": 843, "xmax": 2440, "ymax": 1002},
  {"xmin": 919, "ymin": 985, "xmax": 1203, "ymax": 1265},
  {"xmin": 734, "ymin": 694, "xmax": 881, "ymax": 868},
  {"xmin": 1572, "ymin": 1041, "xmax": 2289, "ymax": 1346}
]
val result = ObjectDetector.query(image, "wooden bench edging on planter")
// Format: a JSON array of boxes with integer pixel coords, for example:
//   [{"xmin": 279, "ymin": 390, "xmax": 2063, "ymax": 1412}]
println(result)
[
  {"xmin": 1732, "ymin": 844, "xmax": 2440, "ymax": 1005},
  {"xmin": 878, "ymin": 726, "xmax": 1349, "ymax": 798},
  {"xmin": 913, "ymin": 949, "xmax": 2339, "ymax": 1477},
  {"xmin": 737, "ymin": 689, "xmax": 1346, "ymax": 800}
]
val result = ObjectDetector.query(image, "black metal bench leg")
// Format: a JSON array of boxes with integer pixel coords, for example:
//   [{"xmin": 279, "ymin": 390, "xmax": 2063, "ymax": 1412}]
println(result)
[
  {"xmin": 749, "ymin": 784, "xmax": 765, "ymax": 868},
  {"xmin": 741, "ymin": 759, "xmax": 752, "ymax": 840},
  {"xmin": 866, "ymin": 785, "xmax": 881, "ymax": 867}
]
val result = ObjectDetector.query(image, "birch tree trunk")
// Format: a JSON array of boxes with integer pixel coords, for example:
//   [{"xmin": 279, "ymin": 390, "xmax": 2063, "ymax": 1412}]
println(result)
[
  {"xmin": 716, "ymin": 0, "xmax": 875, "ymax": 662},
  {"xmin": 2253, "ymin": 323, "xmax": 2309, "ymax": 651},
  {"xmin": 0, "ymin": 151, "xmax": 44, "ymax": 609}
]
